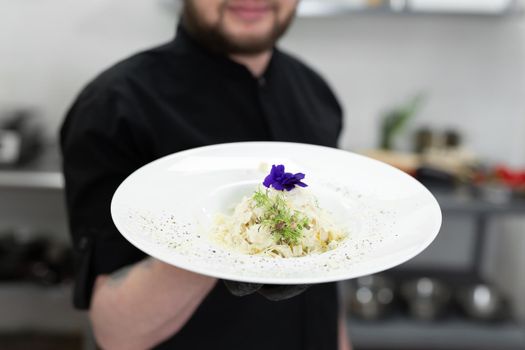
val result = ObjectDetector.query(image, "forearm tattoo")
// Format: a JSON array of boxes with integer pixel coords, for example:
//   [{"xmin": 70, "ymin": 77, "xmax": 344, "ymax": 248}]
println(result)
[{"xmin": 106, "ymin": 257, "xmax": 153, "ymax": 287}]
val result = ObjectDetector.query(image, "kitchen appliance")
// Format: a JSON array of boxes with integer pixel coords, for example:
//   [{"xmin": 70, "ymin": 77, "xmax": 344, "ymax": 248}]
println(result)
[{"xmin": 0, "ymin": 110, "xmax": 43, "ymax": 166}]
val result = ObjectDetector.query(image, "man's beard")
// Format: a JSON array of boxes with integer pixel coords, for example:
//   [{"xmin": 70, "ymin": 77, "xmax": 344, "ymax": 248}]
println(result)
[{"xmin": 182, "ymin": 0, "xmax": 295, "ymax": 56}]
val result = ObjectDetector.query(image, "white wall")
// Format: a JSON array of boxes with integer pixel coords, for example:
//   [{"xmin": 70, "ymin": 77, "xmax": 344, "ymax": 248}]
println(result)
[
  {"xmin": 0, "ymin": 0, "xmax": 175, "ymax": 134},
  {"xmin": 2, "ymin": 0, "xmax": 525, "ymax": 316},
  {"xmin": 282, "ymin": 15, "xmax": 525, "ymax": 167},
  {"xmin": 2, "ymin": 1, "xmax": 525, "ymax": 168}
]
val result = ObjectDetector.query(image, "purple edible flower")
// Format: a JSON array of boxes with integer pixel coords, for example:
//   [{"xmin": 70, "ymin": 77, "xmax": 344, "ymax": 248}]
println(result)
[{"xmin": 263, "ymin": 164, "xmax": 308, "ymax": 191}]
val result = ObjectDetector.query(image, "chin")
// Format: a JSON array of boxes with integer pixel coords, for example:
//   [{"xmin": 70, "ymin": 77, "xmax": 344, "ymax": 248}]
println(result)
[
  {"xmin": 225, "ymin": 23, "xmax": 275, "ymax": 44},
  {"xmin": 229, "ymin": 30, "xmax": 272, "ymax": 44},
  {"xmin": 225, "ymin": 35, "xmax": 275, "ymax": 54},
  {"xmin": 227, "ymin": 18, "xmax": 274, "ymax": 34}
]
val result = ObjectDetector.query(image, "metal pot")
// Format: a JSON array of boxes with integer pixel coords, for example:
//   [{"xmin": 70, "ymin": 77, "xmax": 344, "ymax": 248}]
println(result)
[
  {"xmin": 401, "ymin": 277, "xmax": 451, "ymax": 321},
  {"xmin": 347, "ymin": 274, "xmax": 395, "ymax": 320},
  {"xmin": 457, "ymin": 283, "xmax": 507, "ymax": 321}
]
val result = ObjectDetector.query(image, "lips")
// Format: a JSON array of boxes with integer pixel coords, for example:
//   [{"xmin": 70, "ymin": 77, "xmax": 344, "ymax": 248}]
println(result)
[{"xmin": 227, "ymin": 1, "xmax": 273, "ymax": 22}]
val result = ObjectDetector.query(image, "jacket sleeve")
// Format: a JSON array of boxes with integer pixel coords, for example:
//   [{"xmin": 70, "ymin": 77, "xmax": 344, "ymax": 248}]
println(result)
[{"xmin": 60, "ymin": 84, "xmax": 152, "ymax": 309}]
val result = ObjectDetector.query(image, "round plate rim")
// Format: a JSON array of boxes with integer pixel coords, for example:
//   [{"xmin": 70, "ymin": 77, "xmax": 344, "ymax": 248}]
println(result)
[{"xmin": 111, "ymin": 141, "xmax": 442, "ymax": 284}]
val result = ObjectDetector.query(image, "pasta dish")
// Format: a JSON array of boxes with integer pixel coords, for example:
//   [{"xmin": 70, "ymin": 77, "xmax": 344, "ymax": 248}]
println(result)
[{"xmin": 212, "ymin": 184, "xmax": 347, "ymax": 258}]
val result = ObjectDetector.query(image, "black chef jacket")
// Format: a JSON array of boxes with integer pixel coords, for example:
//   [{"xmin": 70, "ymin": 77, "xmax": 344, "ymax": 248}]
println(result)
[{"xmin": 60, "ymin": 25, "xmax": 343, "ymax": 350}]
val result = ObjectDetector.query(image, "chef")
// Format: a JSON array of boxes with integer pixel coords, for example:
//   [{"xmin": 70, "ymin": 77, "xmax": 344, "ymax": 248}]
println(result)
[{"xmin": 60, "ymin": 1, "xmax": 351, "ymax": 349}]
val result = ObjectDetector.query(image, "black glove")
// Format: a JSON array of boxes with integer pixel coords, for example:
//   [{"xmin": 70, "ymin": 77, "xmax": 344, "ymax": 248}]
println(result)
[{"xmin": 223, "ymin": 280, "xmax": 310, "ymax": 301}]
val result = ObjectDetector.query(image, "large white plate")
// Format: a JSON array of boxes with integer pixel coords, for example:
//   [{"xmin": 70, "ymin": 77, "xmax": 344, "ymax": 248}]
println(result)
[{"xmin": 111, "ymin": 142, "xmax": 441, "ymax": 284}]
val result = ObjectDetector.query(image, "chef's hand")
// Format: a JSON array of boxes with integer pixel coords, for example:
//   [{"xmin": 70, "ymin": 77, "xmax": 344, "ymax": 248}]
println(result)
[{"xmin": 223, "ymin": 280, "xmax": 310, "ymax": 301}]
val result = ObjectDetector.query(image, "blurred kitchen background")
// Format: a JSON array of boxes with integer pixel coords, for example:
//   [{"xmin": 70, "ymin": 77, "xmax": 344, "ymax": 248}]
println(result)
[{"xmin": 1, "ymin": 0, "xmax": 525, "ymax": 349}]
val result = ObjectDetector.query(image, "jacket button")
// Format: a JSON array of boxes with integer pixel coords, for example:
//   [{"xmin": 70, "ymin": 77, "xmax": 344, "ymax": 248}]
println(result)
[{"xmin": 78, "ymin": 236, "xmax": 89, "ymax": 251}]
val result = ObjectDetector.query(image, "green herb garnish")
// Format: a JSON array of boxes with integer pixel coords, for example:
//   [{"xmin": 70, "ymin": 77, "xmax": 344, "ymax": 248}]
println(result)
[{"xmin": 252, "ymin": 188, "xmax": 310, "ymax": 245}]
